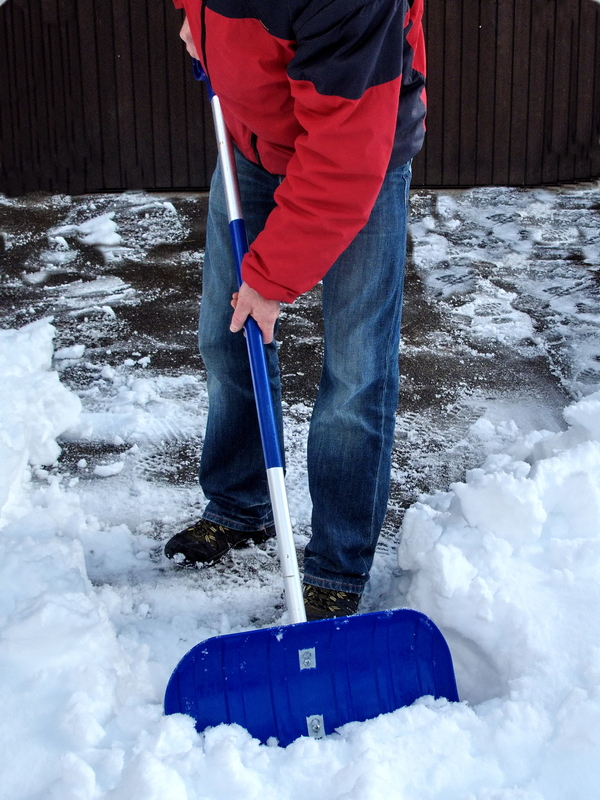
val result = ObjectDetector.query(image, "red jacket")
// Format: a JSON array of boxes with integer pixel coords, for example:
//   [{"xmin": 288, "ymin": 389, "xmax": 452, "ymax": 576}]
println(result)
[{"xmin": 174, "ymin": 0, "xmax": 426, "ymax": 302}]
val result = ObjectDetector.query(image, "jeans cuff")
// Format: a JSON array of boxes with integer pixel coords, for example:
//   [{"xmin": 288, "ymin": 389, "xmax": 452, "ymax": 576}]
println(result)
[
  {"xmin": 303, "ymin": 573, "xmax": 365, "ymax": 595},
  {"xmin": 202, "ymin": 509, "xmax": 274, "ymax": 534}
]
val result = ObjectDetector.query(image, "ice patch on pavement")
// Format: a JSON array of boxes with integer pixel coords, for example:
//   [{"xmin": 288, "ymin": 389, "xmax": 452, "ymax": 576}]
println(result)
[
  {"xmin": 52, "ymin": 212, "xmax": 123, "ymax": 262},
  {"xmin": 452, "ymin": 279, "xmax": 536, "ymax": 344},
  {"xmin": 410, "ymin": 184, "xmax": 600, "ymax": 396}
]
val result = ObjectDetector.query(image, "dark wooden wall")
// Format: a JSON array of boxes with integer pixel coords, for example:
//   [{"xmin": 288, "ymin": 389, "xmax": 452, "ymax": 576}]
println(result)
[
  {"xmin": 0, "ymin": 0, "xmax": 217, "ymax": 195},
  {"xmin": 420, "ymin": 0, "xmax": 600, "ymax": 186},
  {"xmin": 1, "ymin": 0, "xmax": 599, "ymax": 195}
]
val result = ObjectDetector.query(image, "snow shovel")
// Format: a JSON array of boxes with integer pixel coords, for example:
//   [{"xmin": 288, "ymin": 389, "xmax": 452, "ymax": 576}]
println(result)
[{"xmin": 164, "ymin": 62, "xmax": 459, "ymax": 747}]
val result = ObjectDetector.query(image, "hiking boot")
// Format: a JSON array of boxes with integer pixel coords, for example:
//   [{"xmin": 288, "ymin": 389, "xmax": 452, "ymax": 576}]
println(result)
[
  {"xmin": 303, "ymin": 583, "xmax": 361, "ymax": 621},
  {"xmin": 164, "ymin": 519, "xmax": 274, "ymax": 567}
]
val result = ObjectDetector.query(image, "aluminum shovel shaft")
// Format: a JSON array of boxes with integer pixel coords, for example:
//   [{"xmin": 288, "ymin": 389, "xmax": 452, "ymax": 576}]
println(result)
[{"xmin": 196, "ymin": 61, "xmax": 306, "ymax": 624}]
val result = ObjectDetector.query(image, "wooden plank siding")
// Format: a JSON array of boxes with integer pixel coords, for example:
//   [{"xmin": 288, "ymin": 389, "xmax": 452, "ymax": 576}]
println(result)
[
  {"xmin": 412, "ymin": 0, "xmax": 600, "ymax": 187},
  {"xmin": 0, "ymin": 0, "xmax": 599, "ymax": 195}
]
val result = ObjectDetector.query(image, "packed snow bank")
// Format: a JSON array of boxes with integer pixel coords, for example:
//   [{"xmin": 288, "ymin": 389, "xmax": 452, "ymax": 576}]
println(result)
[
  {"xmin": 399, "ymin": 390, "xmax": 600, "ymax": 793},
  {"xmin": 2, "ymin": 317, "xmax": 600, "ymax": 799},
  {"xmin": 0, "ymin": 319, "xmax": 81, "ymax": 524}
]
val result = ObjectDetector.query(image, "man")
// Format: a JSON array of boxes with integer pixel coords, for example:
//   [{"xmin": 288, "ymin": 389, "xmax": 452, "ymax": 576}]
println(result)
[{"xmin": 164, "ymin": 0, "xmax": 426, "ymax": 621}]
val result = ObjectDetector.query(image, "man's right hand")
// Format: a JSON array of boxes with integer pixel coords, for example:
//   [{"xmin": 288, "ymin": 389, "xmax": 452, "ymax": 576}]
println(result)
[
  {"xmin": 230, "ymin": 282, "xmax": 281, "ymax": 345},
  {"xmin": 180, "ymin": 16, "xmax": 200, "ymax": 60}
]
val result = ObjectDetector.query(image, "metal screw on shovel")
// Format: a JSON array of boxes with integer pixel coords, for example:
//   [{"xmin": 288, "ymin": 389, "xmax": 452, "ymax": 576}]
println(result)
[{"xmin": 306, "ymin": 714, "xmax": 325, "ymax": 739}]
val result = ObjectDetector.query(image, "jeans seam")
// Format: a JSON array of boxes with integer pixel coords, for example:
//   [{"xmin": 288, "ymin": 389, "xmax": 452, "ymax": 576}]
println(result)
[
  {"xmin": 361, "ymin": 173, "xmax": 408, "ymax": 574},
  {"xmin": 361, "ymin": 296, "xmax": 400, "ymax": 573}
]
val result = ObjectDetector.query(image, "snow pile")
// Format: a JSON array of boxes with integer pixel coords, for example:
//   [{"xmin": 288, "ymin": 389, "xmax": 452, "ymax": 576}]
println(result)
[
  {"xmin": 0, "ymin": 319, "xmax": 81, "ymax": 523},
  {"xmin": 399, "ymin": 390, "xmax": 600, "ymax": 793},
  {"xmin": 0, "ymin": 322, "xmax": 169, "ymax": 799}
]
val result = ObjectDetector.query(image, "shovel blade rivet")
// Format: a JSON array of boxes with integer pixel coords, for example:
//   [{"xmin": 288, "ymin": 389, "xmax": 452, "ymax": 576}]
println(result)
[
  {"xmin": 307, "ymin": 714, "xmax": 325, "ymax": 738},
  {"xmin": 299, "ymin": 647, "xmax": 316, "ymax": 670}
]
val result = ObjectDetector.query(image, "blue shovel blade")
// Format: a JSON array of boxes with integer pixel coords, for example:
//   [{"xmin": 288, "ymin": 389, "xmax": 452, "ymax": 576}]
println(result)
[{"xmin": 164, "ymin": 608, "xmax": 459, "ymax": 746}]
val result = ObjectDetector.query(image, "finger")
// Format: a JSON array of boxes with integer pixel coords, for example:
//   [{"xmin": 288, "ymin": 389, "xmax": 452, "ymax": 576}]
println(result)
[
  {"xmin": 230, "ymin": 303, "xmax": 249, "ymax": 334},
  {"xmin": 230, "ymin": 307, "xmax": 274, "ymax": 343},
  {"xmin": 230, "ymin": 292, "xmax": 239, "ymax": 310},
  {"xmin": 260, "ymin": 321, "xmax": 275, "ymax": 345}
]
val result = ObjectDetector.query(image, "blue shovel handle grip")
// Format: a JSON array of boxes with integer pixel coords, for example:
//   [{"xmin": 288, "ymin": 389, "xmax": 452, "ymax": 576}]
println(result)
[
  {"xmin": 192, "ymin": 58, "xmax": 214, "ymax": 99},
  {"xmin": 229, "ymin": 219, "xmax": 283, "ymax": 470},
  {"xmin": 193, "ymin": 60, "xmax": 283, "ymax": 471}
]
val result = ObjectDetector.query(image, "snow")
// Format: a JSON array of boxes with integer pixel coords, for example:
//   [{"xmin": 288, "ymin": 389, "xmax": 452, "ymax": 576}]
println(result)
[
  {"xmin": 1, "ymin": 182, "xmax": 600, "ymax": 798},
  {"xmin": 0, "ymin": 320, "xmax": 81, "ymax": 522},
  {"xmin": 93, "ymin": 461, "xmax": 125, "ymax": 477}
]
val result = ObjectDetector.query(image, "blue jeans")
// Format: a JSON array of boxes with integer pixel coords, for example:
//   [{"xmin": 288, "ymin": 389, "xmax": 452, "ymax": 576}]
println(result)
[{"xmin": 198, "ymin": 150, "xmax": 411, "ymax": 594}]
